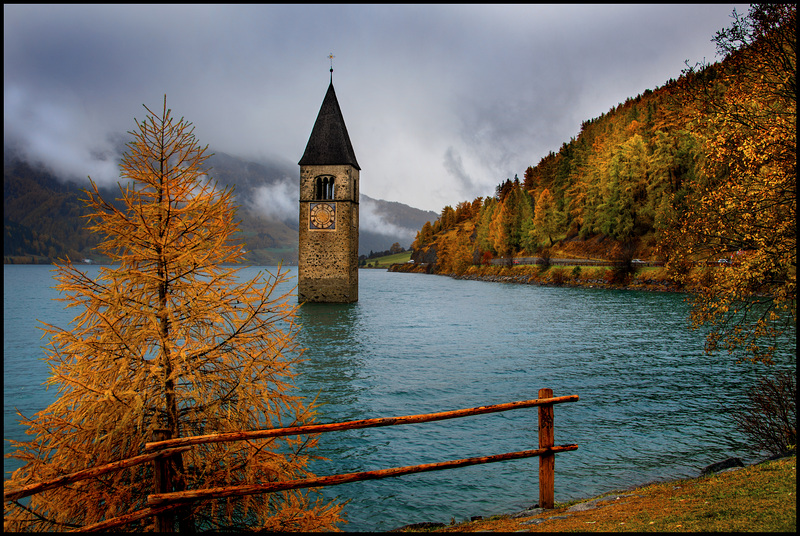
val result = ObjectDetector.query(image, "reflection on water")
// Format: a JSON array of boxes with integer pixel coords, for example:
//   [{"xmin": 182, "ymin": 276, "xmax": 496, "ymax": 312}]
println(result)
[{"xmin": 296, "ymin": 302, "xmax": 366, "ymax": 421}]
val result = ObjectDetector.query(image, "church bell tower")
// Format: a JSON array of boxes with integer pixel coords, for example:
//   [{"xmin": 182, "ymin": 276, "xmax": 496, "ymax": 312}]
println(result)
[{"xmin": 297, "ymin": 76, "xmax": 360, "ymax": 303}]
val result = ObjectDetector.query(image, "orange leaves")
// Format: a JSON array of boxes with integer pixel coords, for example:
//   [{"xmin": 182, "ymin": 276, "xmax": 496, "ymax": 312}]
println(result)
[{"xmin": 660, "ymin": 6, "xmax": 796, "ymax": 364}]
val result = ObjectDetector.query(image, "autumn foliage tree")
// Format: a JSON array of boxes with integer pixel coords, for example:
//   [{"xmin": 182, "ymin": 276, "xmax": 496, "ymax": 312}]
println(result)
[
  {"xmin": 532, "ymin": 188, "xmax": 558, "ymax": 247},
  {"xmin": 663, "ymin": 4, "xmax": 796, "ymax": 363},
  {"xmin": 4, "ymin": 97, "xmax": 344, "ymax": 531}
]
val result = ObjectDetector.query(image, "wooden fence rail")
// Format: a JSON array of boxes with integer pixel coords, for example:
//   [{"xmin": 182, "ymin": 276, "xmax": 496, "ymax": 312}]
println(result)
[
  {"xmin": 5, "ymin": 388, "xmax": 578, "ymax": 532},
  {"xmin": 3, "ymin": 447, "xmax": 193, "ymax": 503},
  {"xmin": 144, "ymin": 393, "xmax": 579, "ymax": 452},
  {"xmin": 147, "ymin": 445, "xmax": 579, "ymax": 507}
]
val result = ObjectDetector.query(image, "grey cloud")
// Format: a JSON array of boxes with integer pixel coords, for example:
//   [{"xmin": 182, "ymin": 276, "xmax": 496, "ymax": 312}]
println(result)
[
  {"xmin": 443, "ymin": 146, "xmax": 482, "ymax": 202},
  {"xmin": 4, "ymin": 85, "xmax": 121, "ymax": 184},
  {"xmin": 246, "ymin": 178, "xmax": 298, "ymax": 222},
  {"xmin": 4, "ymin": 4, "xmax": 748, "ymax": 212},
  {"xmin": 360, "ymin": 197, "xmax": 418, "ymax": 241}
]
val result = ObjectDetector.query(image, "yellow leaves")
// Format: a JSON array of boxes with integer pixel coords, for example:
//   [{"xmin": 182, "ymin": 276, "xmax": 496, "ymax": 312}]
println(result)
[{"xmin": 663, "ymin": 26, "xmax": 796, "ymax": 363}]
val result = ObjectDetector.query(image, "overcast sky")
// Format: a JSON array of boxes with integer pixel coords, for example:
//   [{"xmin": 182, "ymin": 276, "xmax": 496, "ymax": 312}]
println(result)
[{"xmin": 5, "ymin": 4, "xmax": 747, "ymax": 213}]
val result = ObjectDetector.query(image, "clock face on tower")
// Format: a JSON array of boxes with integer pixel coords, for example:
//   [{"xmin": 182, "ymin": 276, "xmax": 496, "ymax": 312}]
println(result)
[{"xmin": 309, "ymin": 202, "xmax": 336, "ymax": 230}]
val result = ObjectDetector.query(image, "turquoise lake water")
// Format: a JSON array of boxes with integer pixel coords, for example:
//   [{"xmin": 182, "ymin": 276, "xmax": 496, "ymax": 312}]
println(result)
[{"xmin": 3, "ymin": 264, "xmax": 794, "ymax": 531}]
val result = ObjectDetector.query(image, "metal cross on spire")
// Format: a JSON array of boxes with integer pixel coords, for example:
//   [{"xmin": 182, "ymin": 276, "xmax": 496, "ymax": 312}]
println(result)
[{"xmin": 328, "ymin": 53, "xmax": 335, "ymax": 82}]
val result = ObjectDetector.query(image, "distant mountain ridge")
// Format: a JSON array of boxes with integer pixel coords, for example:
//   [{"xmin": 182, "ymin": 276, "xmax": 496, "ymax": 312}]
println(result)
[{"xmin": 3, "ymin": 147, "xmax": 438, "ymax": 264}]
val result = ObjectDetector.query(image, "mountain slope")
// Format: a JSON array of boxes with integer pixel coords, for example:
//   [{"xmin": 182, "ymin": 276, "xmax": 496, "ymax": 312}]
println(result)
[{"xmin": 3, "ymin": 149, "xmax": 437, "ymax": 264}]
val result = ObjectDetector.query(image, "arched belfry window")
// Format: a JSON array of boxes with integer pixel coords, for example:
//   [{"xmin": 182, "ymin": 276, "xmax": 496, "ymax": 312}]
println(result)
[{"xmin": 315, "ymin": 175, "xmax": 336, "ymax": 200}]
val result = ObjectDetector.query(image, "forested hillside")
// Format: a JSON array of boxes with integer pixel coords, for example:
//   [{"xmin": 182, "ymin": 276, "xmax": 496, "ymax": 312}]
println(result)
[
  {"xmin": 411, "ymin": 5, "xmax": 795, "ymax": 284},
  {"xmin": 3, "ymin": 158, "xmax": 108, "ymax": 263},
  {"xmin": 410, "ymin": 70, "xmax": 706, "ymax": 271}
]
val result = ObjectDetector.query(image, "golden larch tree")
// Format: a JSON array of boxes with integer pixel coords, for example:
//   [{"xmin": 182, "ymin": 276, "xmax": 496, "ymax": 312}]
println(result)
[
  {"xmin": 532, "ymin": 188, "xmax": 558, "ymax": 248},
  {"xmin": 4, "ymin": 97, "xmax": 344, "ymax": 531}
]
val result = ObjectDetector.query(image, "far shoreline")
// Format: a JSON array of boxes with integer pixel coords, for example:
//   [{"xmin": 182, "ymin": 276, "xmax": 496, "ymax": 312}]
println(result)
[{"xmin": 388, "ymin": 262, "xmax": 686, "ymax": 294}]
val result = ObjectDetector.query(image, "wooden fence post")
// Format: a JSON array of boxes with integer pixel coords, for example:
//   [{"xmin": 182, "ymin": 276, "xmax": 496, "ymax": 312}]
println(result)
[
  {"xmin": 538, "ymin": 388, "xmax": 554, "ymax": 509},
  {"xmin": 152, "ymin": 429, "xmax": 174, "ymax": 532}
]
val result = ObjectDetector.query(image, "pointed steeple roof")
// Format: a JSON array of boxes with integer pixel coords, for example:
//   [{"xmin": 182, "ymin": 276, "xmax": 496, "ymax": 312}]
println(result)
[{"xmin": 298, "ymin": 82, "xmax": 360, "ymax": 170}]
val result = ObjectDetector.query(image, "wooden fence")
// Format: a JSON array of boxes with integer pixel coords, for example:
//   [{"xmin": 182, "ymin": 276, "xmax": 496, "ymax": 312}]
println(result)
[{"xmin": 4, "ymin": 388, "xmax": 578, "ymax": 532}]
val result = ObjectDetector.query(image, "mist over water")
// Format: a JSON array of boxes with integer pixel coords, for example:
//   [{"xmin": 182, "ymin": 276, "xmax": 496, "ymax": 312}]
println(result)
[{"xmin": 4, "ymin": 265, "xmax": 794, "ymax": 531}]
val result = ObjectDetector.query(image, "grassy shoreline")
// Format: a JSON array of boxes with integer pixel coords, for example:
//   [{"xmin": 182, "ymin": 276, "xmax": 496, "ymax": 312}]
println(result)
[{"xmin": 395, "ymin": 455, "xmax": 796, "ymax": 532}]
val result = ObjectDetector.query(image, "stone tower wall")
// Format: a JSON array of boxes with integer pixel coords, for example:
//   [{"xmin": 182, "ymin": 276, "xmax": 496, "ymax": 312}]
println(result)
[{"xmin": 298, "ymin": 164, "xmax": 359, "ymax": 303}]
